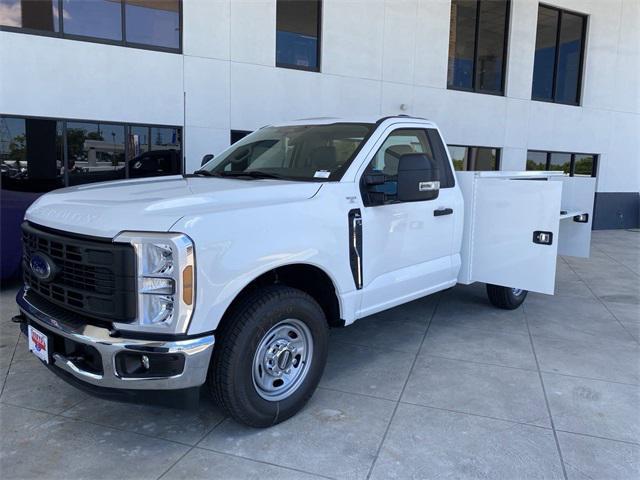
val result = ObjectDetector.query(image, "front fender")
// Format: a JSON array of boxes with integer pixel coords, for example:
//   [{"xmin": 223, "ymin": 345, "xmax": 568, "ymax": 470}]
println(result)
[{"xmin": 172, "ymin": 188, "xmax": 359, "ymax": 335}]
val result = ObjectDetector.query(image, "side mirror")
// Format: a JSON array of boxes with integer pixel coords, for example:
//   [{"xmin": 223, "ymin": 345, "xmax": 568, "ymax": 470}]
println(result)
[
  {"xmin": 364, "ymin": 173, "xmax": 386, "ymax": 186},
  {"xmin": 201, "ymin": 154, "xmax": 214, "ymax": 167},
  {"xmin": 397, "ymin": 153, "xmax": 440, "ymax": 202}
]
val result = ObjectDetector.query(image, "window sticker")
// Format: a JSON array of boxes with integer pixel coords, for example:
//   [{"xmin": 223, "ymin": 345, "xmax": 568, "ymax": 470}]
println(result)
[{"xmin": 313, "ymin": 170, "xmax": 331, "ymax": 179}]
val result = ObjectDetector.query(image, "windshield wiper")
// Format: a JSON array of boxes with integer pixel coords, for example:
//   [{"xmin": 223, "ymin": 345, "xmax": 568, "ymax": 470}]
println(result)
[
  {"xmin": 220, "ymin": 170, "xmax": 287, "ymax": 180},
  {"xmin": 192, "ymin": 169, "xmax": 221, "ymax": 177}
]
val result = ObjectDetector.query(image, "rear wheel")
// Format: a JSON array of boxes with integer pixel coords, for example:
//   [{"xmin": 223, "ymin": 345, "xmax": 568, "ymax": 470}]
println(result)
[
  {"xmin": 208, "ymin": 285, "xmax": 329, "ymax": 427},
  {"xmin": 486, "ymin": 284, "xmax": 528, "ymax": 310}
]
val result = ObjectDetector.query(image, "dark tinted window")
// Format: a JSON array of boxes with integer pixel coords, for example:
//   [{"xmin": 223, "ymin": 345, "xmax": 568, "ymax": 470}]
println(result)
[
  {"xmin": 276, "ymin": 0, "xmax": 321, "ymax": 71},
  {"xmin": 449, "ymin": 145, "xmax": 500, "ymax": 171},
  {"xmin": 448, "ymin": 0, "xmax": 509, "ymax": 94},
  {"xmin": 0, "ymin": 117, "xmax": 63, "ymax": 192},
  {"xmin": 231, "ymin": 130, "xmax": 252, "ymax": 144},
  {"xmin": 526, "ymin": 150, "xmax": 597, "ymax": 177},
  {"xmin": 125, "ymin": 0, "xmax": 180, "ymax": 49},
  {"xmin": 1, "ymin": 0, "xmax": 181, "ymax": 51},
  {"xmin": 549, "ymin": 152, "xmax": 571, "ymax": 174},
  {"xmin": 526, "ymin": 151, "xmax": 548, "ymax": 171},
  {"xmin": 66, "ymin": 122, "xmax": 126, "ymax": 185},
  {"xmin": 573, "ymin": 154, "xmax": 596, "ymax": 176},
  {"xmin": 63, "ymin": 0, "xmax": 122, "ymax": 40},
  {"xmin": 532, "ymin": 6, "xmax": 586, "ymax": 105},
  {"xmin": 0, "ymin": 0, "xmax": 59, "ymax": 31},
  {"xmin": 1, "ymin": 115, "xmax": 182, "ymax": 193},
  {"xmin": 555, "ymin": 12, "xmax": 584, "ymax": 104}
]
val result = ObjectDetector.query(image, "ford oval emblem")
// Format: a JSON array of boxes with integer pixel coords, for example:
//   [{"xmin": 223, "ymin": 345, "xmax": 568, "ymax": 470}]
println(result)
[{"xmin": 29, "ymin": 253, "xmax": 54, "ymax": 281}]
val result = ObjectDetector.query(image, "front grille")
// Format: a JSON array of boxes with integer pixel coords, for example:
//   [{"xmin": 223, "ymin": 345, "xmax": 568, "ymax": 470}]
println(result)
[{"xmin": 22, "ymin": 222, "xmax": 136, "ymax": 322}]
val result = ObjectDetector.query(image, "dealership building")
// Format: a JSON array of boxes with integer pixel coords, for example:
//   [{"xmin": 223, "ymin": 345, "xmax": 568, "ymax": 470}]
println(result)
[{"xmin": 1, "ymin": 0, "xmax": 638, "ymax": 231}]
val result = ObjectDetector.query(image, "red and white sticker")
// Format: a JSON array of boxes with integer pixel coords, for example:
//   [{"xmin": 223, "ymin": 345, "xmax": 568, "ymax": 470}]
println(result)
[{"xmin": 28, "ymin": 325, "xmax": 49, "ymax": 364}]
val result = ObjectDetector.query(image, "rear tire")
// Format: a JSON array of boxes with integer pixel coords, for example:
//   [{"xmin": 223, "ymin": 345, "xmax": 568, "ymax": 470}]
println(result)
[
  {"xmin": 208, "ymin": 285, "xmax": 329, "ymax": 427},
  {"xmin": 486, "ymin": 284, "xmax": 528, "ymax": 310}
]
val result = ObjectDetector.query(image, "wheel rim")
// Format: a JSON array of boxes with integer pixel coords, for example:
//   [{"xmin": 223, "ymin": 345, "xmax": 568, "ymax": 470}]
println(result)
[
  {"xmin": 512, "ymin": 288, "xmax": 524, "ymax": 296},
  {"xmin": 252, "ymin": 318, "xmax": 313, "ymax": 401}
]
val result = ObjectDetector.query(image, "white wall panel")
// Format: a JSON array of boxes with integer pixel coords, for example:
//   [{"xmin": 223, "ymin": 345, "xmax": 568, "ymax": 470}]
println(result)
[
  {"xmin": 229, "ymin": 0, "xmax": 275, "ymax": 66},
  {"xmin": 184, "ymin": 56, "xmax": 230, "ymax": 130},
  {"xmin": 182, "ymin": 0, "xmax": 230, "ymax": 60}
]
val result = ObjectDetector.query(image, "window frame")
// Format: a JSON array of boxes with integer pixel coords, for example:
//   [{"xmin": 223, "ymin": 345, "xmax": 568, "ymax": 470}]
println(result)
[
  {"xmin": 0, "ymin": 0, "xmax": 183, "ymax": 54},
  {"xmin": 447, "ymin": 144, "xmax": 501, "ymax": 171},
  {"xmin": 526, "ymin": 149, "xmax": 597, "ymax": 177},
  {"xmin": 0, "ymin": 113, "xmax": 184, "ymax": 191},
  {"xmin": 447, "ymin": 0, "xmax": 511, "ymax": 96},
  {"xmin": 359, "ymin": 127, "xmax": 455, "ymax": 207},
  {"xmin": 531, "ymin": 4, "xmax": 587, "ymax": 106},
  {"xmin": 275, "ymin": 0, "xmax": 322, "ymax": 72}
]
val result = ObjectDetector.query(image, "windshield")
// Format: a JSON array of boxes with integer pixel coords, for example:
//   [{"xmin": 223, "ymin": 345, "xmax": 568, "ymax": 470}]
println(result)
[{"xmin": 200, "ymin": 123, "xmax": 374, "ymax": 181}]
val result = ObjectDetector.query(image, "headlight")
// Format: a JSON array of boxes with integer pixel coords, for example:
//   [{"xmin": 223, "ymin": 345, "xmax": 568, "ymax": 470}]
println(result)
[{"xmin": 113, "ymin": 232, "xmax": 195, "ymax": 334}]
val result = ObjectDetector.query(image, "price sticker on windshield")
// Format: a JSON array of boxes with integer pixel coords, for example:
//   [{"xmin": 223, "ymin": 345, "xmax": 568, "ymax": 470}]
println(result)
[{"xmin": 313, "ymin": 170, "xmax": 331, "ymax": 179}]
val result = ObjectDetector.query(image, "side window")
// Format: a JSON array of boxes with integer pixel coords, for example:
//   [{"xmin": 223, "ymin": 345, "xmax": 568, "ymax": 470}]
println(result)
[
  {"xmin": 361, "ymin": 128, "xmax": 454, "ymax": 205},
  {"xmin": 426, "ymin": 129, "xmax": 455, "ymax": 188},
  {"xmin": 366, "ymin": 129, "xmax": 433, "ymax": 177}
]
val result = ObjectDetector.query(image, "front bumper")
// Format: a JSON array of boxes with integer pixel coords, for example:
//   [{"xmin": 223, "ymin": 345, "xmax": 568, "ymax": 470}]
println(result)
[{"xmin": 17, "ymin": 288, "xmax": 214, "ymax": 390}]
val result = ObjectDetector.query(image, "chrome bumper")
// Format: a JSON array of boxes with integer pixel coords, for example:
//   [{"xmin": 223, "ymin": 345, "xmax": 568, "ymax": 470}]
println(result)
[{"xmin": 17, "ymin": 288, "xmax": 214, "ymax": 390}]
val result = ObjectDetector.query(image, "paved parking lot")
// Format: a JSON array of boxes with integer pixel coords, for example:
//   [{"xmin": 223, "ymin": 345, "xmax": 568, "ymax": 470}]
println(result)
[{"xmin": 1, "ymin": 230, "xmax": 638, "ymax": 479}]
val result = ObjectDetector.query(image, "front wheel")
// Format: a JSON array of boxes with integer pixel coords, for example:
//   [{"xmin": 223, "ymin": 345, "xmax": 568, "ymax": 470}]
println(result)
[
  {"xmin": 208, "ymin": 285, "xmax": 329, "ymax": 427},
  {"xmin": 486, "ymin": 284, "xmax": 528, "ymax": 310}
]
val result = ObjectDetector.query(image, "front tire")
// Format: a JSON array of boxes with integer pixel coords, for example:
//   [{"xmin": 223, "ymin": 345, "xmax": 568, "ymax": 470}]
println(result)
[
  {"xmin": 486, "ymin": 284, "xmax": 528, "ymax": 310},
  {"xmin": 208, "ymin": 285, "xmax": 329, "ymax": 427}
]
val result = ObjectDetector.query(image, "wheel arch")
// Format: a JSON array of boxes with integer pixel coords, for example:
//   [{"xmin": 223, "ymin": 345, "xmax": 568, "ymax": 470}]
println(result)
[{"xmin": 217, "ymin": 263, "xmax": 344, "ymax": 334}]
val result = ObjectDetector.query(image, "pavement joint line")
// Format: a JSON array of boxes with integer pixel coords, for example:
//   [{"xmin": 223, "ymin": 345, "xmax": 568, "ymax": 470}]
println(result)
[
  {"xmin": 591, "ymin": 245, "xmax": 640, "ymax": 278},
  {"xmin": 539, "ymin": 369, "xmax": 640, "ymax": 388},
  {"xmin": 191, "ymin": 445, "xmax": 337, "ymax": 480},
  {"xmin": 562, "ymin": 260, "xmax": 640, "ymax": 346},
  {"xmin": 364, "ymin": 293, "xmax": 443, "ymax": 480},
  {"xmin": 396, "ymin": 399, "xmax": 554, "ymax": 430},
  {"xmin": 319, "ymin": 384, "xmax": 555, "ymax": 430},
  {"xmin": 156, "ymin": 416, "xmax": 227, "ymax": 480},
  {"xmin": 555, "ymin": 429, "xmax": 640, "ymax": 447},
  {"xmin": 329, "ymin": 338, "xmax": 423, "ymax": 355},
  {"xmin": 419, "ymin": 352, "xmax": 540, "ymax": 373},
  {"xmin": 523, "ymin": 303, "xmax": 569, "ymax": 480},
  {"xmin": 0, "ymin": 329, "xmax": 22, "ymax": 397}
]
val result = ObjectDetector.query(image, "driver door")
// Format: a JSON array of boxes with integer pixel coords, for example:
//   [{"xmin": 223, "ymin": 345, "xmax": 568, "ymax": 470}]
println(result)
[{"xmin": 357, "ymin": 127, "xmax": 460, "ymax": 317}]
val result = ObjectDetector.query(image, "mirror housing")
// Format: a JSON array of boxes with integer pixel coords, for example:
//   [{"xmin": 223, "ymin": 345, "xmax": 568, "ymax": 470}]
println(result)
[
  {"xmin": 201, "ymin": 154, "xmax": 214, "ymax": 167},
  {"xmin": 397, "ymin": 153, "xmax": 440, "ymax": 202},
  {"xmin": 364, "ymin": 173, "xmax": 386, "ymax": 186}
]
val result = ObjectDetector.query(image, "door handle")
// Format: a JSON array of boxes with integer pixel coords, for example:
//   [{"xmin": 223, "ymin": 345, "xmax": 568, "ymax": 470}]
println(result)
[{"xmin": 434, "ymin": 207, "xmax": 453, "ymax": 217}]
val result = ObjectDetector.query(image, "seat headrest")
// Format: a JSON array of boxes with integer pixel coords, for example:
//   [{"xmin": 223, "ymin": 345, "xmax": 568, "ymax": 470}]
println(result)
[
  {"xmin": 384, "ymin": 145, "xmax": 414, "ymax": 175},
  {"xmin": 309, "ymin": 146, "xmax": 337, "ymax": 171}
]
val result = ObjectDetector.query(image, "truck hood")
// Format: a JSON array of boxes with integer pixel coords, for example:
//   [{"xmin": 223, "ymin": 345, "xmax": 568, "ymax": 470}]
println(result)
[{"xmin": 26, "ymin": 175, "xmax": 322, "ymax": 238}]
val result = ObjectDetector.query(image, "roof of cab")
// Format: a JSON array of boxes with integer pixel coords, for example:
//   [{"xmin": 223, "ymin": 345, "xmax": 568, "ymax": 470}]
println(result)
[{"xmin": 266, "ymin": 115, "xmax": 435, "ymax": 128}]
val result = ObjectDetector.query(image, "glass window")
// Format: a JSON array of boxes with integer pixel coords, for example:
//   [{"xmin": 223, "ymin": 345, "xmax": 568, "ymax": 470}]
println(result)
[
  {"xmin": 555, "ymin": 12, "xmax": 585, "ymax": 105},
  {"xmin": 448, "ymin": 145, "xmax": 499, "ymax": 171},
  {"xmin": 2, "ymin": 0, "xmax": 182, "ymax": 52},
  {"xmin": 368, "ymin": 129, "xmax": 434, "ymax": 176},
  {"xmin": 0, "ymin": 116, "xmax": 63, "ymax": 192},
  {"xmin": 125, "ymin": 0, "xmax": 179, "ymax": 49},
  {"xmin": 549, "ymin": 152, "xmax": 571, "ymax": 174},
  {"xmin": 526, "ymin": 150, "xmax": 597, "ymax": 177},
  {"xmin": 276, "ymin": 0, "xmax": 321, "ymax": 71},
  {"xmin": 573, "ymin": 154, "xmax": 595, "ymax": 177},
  {"xmin": 62, "ymin": 0, "xmax": 122, "ymax": 41},
  {"xmin": 532, "ymin": 6, "xmax": 586, "ymax": 105},
  {"xmin": 66, "ymin": 122, "xmax": 125, "ymax": 185},
  {"xmin": 449, "ymin": 146, "xmax": 467, "ymax": 171},
  {"xmin": 231, "ymin": 130, "xmax": 252, "ymax": 144},
  {"xmin": 0, "ymin": 0, "xmax": 59, "ymax": 31},
  {"xmin": 526, "ymin": 151, "xmax": 548, "ymax": 171},
  {"xmin": 202, "ymin": 123, "xmax": 373, "ymax": 181},
  {"xmin": 448, "ymin": 0, "xmax": 509, "ymax": 94}
]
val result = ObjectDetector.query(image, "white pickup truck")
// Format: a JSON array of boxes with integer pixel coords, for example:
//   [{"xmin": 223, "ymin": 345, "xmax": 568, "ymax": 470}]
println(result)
[{"xmin": 15, "ymin": 116, "xmax": 595, "ymax": 427}]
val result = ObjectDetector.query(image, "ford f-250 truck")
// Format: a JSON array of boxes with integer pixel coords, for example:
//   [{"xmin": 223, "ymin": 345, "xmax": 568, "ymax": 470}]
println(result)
[{"xmin": 14, "ymin": 116, "xmax": 595, "ymax": 427}]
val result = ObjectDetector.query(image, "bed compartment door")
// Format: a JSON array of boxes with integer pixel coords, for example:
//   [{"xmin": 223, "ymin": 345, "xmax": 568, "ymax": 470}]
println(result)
[
  {"xmin": 469, "ymin": 178, "xmax": 562, "ymax": 295},
  {"xmin": 554, "ymin": 176, "xmax": 596, "ymax": 258}
]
